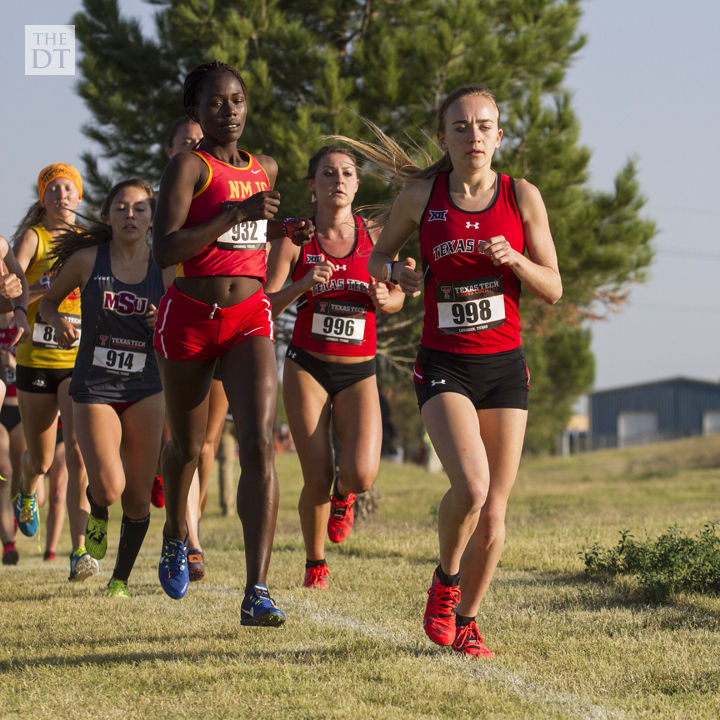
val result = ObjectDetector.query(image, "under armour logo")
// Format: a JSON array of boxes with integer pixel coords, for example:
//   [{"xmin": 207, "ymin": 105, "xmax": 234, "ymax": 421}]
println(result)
[
  {"xmin": 428, "ymin": 210, "xmax": 447, "ymax": 222},
  {"xmin": 430, "ymin": 379, "xmax": 447, "ymax": 387},
  {"xmin": 334, "ymin": 264, "xmax": 347, "ymax": 271},
  {"xmin": 466, "ymin": 221, "xmax": 480, "ymax": 229},
  {"xmin": 287, "ymin": 349, "xmax": 297, "ymax": 359}
]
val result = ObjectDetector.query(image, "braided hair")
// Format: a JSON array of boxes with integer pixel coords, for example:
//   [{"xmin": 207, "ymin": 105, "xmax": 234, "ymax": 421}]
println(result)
[{"xmin": 183, "ymin": 60, "xmax": 247, "ymax": 113}]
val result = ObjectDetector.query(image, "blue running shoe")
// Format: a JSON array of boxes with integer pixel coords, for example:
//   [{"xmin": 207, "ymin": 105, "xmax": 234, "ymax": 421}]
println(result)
[
  {"xmin": 159, "ymin": 534, "xmax": 189, "ymax": 599},
  {"xmin": 241, "ymin": 584, "xmax": 286, "ymax": 627},
  {"xmin": 14, "ymin": 491, "xmax": 38, "ymax": 537},
  {"xmin": 68, "ymin": 546, "xmax": 99, "ymax": 582}
]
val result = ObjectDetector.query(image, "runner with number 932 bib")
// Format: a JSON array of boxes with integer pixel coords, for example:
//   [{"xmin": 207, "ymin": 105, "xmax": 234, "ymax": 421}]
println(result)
[{"xmin": 151, "ymin": 61, "xmax": 313, "ymax": 617}]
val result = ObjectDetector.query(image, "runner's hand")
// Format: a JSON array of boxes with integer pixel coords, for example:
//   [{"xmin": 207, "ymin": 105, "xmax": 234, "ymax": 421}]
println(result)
[
  {"xmin": 227, "ymin": 191, "xmax": 281, "ymax": 223},
  {"xmin": 145, "ymin": 303, "xmax": 157, "ymax": 330},
  {"xmin": 8, "ymin": 310, "xmax": 30, "ymax": 346},
  {"xmin": 369, "ymin": 278, "xmax": 391, "ymax": 309},
  {"xmin": 396, "ymin": 257, "xmax": 422, "ymax": 297},
  {"xmin": 304, "ymin": 260, "xmax": 334, "ymax": 291}
]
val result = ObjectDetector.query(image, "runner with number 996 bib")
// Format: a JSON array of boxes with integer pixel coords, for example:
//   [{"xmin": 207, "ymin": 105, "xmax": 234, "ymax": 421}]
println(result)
[{"xmin": 265, "ymin": 145, "xmax": 405, "ymax": 590}]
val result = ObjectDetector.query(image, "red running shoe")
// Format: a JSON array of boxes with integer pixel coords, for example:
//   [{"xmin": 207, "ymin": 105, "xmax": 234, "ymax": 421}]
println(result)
[
  {"xmin": 151, "ymin": 475, "xmax": 165, "ymax": 508},
  {"xmin": 303, "ymin": 563, "xmax": 330, "ymax": 588},
  {"xmin": 2, "ymin": 542, "xmax": 18, "ymax": 566},
  {"xmin": 327, "ymin": 492, "xmax": 356, "ymax": 544},
  {"xmin": 452, "ymin": 621, "xmax": 494, "ymax": 658},
  {"xmin": 423, "ymin": 571, "xmax": 460, "ymax": 646},
  {"xmin": 43, "ymin": 550, "xmax": 56, "ymax": 561}
]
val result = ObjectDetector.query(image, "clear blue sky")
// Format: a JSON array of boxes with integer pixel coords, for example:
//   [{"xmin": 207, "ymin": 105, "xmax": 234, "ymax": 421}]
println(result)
[{"xmin": 1, "ymin": 0, "xmax": 717, "ymax": 392}]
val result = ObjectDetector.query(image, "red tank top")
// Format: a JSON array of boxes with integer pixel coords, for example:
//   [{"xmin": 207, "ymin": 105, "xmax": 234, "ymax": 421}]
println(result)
[
  {"xmin": 180, "ymin": 148, "xmax": 271, "ymax": 280},
  {"xmin": 418, "ymin": 172, "xmax": 524, "ymax": 354},
  {"xmin": 290, "ymin": 215, "xmax": 378, "ymax": 356}
]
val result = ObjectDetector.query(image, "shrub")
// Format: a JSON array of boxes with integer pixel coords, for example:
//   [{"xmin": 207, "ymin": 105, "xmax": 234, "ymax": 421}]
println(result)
[{"xmin": 581, "ymin": 522, "xmax": 720, "ymax": 601}]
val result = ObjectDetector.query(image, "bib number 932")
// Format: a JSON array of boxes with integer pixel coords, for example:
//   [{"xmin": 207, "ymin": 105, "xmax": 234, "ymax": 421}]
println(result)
[{"xmin": 216, "ymin": 219, "xmax": 268, "ymax": 250}]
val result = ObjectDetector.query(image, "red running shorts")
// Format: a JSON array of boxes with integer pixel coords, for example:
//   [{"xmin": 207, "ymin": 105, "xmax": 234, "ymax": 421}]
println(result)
[{"xmin": 154, "ymin": 283, "xmax": 274, "ymax": 361}]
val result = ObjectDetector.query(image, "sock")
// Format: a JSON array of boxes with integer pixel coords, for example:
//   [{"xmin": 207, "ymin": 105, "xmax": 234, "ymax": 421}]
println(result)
[
  {"xmin": 86, "ymin": 486, "xmax": 109, "ymax": 520},
  {"xmin": 112, "ymin": 513, "xmax": 150, "ymax": 582},
  {"xmin": 332, "ymin": 472, "xmax": 346, "ymax": 501},
  {"xmin": 455, "ymin": 613, "xmax": 475, "ymax": 627},
  {"xmin": 306, "ymin": 558, "xmax": 327, "ymax": 569},
  {"xmin": 435, "ymin": 564, "xmax": 461, "ymax": 587}
]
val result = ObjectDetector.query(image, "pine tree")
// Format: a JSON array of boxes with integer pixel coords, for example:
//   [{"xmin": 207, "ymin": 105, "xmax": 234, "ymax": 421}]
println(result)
[{"xmin": 74, "ymin": 0, "xmax": 655, "ymax": 452}]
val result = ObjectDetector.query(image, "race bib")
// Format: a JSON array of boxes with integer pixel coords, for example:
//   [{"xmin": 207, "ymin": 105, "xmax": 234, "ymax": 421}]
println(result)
[
  {"xmin": 311, "ymin": 300, "xmax": 366, "ymax": 345},
  {"xmin": 436, "ymin": 277, "xmax": 505, "ymax": 335},
  {"xmin": 216, "ymin": 219, "xmax": 267, "ymax": 250},
  {"xmin": 32, "ymin": 313, "xmax": 81, "ymax": 348},
  {"xmin": 92, "ymin": 346, "xmax": 146, "ymax": 375}
]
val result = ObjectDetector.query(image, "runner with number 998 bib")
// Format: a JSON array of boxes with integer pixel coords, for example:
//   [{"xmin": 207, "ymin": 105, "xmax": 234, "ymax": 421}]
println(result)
[{"xmin": 358, "ymin": 85, "xmax": 562, "ymax": 658}]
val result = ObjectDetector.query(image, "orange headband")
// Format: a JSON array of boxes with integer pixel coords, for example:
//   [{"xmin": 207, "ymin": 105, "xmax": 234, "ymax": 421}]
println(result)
[{"xmin": 37, "ymin": 163, "xmax": 83, "ymax": 202}]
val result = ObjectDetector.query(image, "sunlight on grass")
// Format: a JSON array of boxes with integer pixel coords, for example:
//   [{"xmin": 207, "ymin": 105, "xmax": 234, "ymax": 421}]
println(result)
[{"xmin": 1, "ymin": 434, "xmax": 719, "ymax": 718}]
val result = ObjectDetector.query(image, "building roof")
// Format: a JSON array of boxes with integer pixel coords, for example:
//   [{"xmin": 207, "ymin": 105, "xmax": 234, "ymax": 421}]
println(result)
[{"xmin": 592, "ymin": 376, "xmax": 720, "ymax": 397}]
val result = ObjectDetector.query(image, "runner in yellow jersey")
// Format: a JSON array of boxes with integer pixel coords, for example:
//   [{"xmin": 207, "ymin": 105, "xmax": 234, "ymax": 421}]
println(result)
[{"xmin": 12, "ymin": 163, "xmax": 97, "ymax": 581}]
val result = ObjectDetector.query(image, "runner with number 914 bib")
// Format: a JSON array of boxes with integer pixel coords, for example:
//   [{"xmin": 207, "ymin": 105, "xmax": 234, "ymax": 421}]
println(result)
[{"xmin": 40, "ymin": 179, "xmax": 175, "ymax": 597}]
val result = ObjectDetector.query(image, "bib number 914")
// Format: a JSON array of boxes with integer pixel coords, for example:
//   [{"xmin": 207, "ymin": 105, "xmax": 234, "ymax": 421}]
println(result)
[{"xmin": 92, "ymin": 347, "xmax": 147, "ymax": 374}]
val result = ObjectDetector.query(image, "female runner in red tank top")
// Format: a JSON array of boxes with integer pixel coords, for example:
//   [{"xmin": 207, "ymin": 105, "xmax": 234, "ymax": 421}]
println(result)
[
  {"xmin": 352, "ymin": 86, "xmax": 561, "ymax": 657},
  {"xmin": 151, "ymin": 115, "xmax": 227, "ymax": 584},
  {"xmin": 265, "ymin": 146, "xmax": 404, "ymax": 588},
  {"xmin": 152, "ymin": 61, "xmax": 312, "ymax": 622},
  {"xmin": 0, "ymin": 236, "xmax": 29, "ymax": 566}
]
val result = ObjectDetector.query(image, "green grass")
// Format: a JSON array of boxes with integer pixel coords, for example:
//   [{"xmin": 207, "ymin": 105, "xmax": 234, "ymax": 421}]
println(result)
[{"xmin": 2, "ymin": 434, "xmax": 720, "ymax": 719}]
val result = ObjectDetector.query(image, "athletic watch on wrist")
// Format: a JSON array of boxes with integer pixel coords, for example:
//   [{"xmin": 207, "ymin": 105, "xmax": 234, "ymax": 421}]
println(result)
[{"xmin": 384, "ymin": 261, "xmax": 399, "ymax": 285}]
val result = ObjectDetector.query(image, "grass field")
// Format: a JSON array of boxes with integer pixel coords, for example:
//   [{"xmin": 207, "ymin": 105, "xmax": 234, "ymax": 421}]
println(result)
[{"xmin": 2, "ymin": 434, "xmax": 720, "ymax": 719}]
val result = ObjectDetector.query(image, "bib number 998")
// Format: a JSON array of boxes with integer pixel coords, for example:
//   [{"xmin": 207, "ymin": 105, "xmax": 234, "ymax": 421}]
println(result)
[{"xmin": 450, "ymin": 299, "xmax": 493, "ymax": 325}]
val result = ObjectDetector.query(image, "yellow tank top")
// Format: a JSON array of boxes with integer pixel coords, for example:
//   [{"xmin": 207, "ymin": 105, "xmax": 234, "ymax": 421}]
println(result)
[{"xmin": 16, "ymin": 224, "xmax": 81, "ymax": 369}]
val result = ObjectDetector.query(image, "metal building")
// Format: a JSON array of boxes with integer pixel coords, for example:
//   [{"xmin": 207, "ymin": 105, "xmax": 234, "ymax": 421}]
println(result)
[{"xmin": 590, "ymin": 377, "xmax": 720, "ymax": 450}]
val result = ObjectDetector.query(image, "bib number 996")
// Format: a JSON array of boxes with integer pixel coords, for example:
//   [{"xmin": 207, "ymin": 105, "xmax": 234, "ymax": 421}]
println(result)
[{"xmin": 322, "ymin": 316, "xmax": 356, "ymax": 338}]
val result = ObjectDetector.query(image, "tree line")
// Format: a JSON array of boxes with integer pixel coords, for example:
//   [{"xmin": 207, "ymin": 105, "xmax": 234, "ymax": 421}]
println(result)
[{"xmin": 73, "ymin": 0, "xmax": 655, "ymax": 453}]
